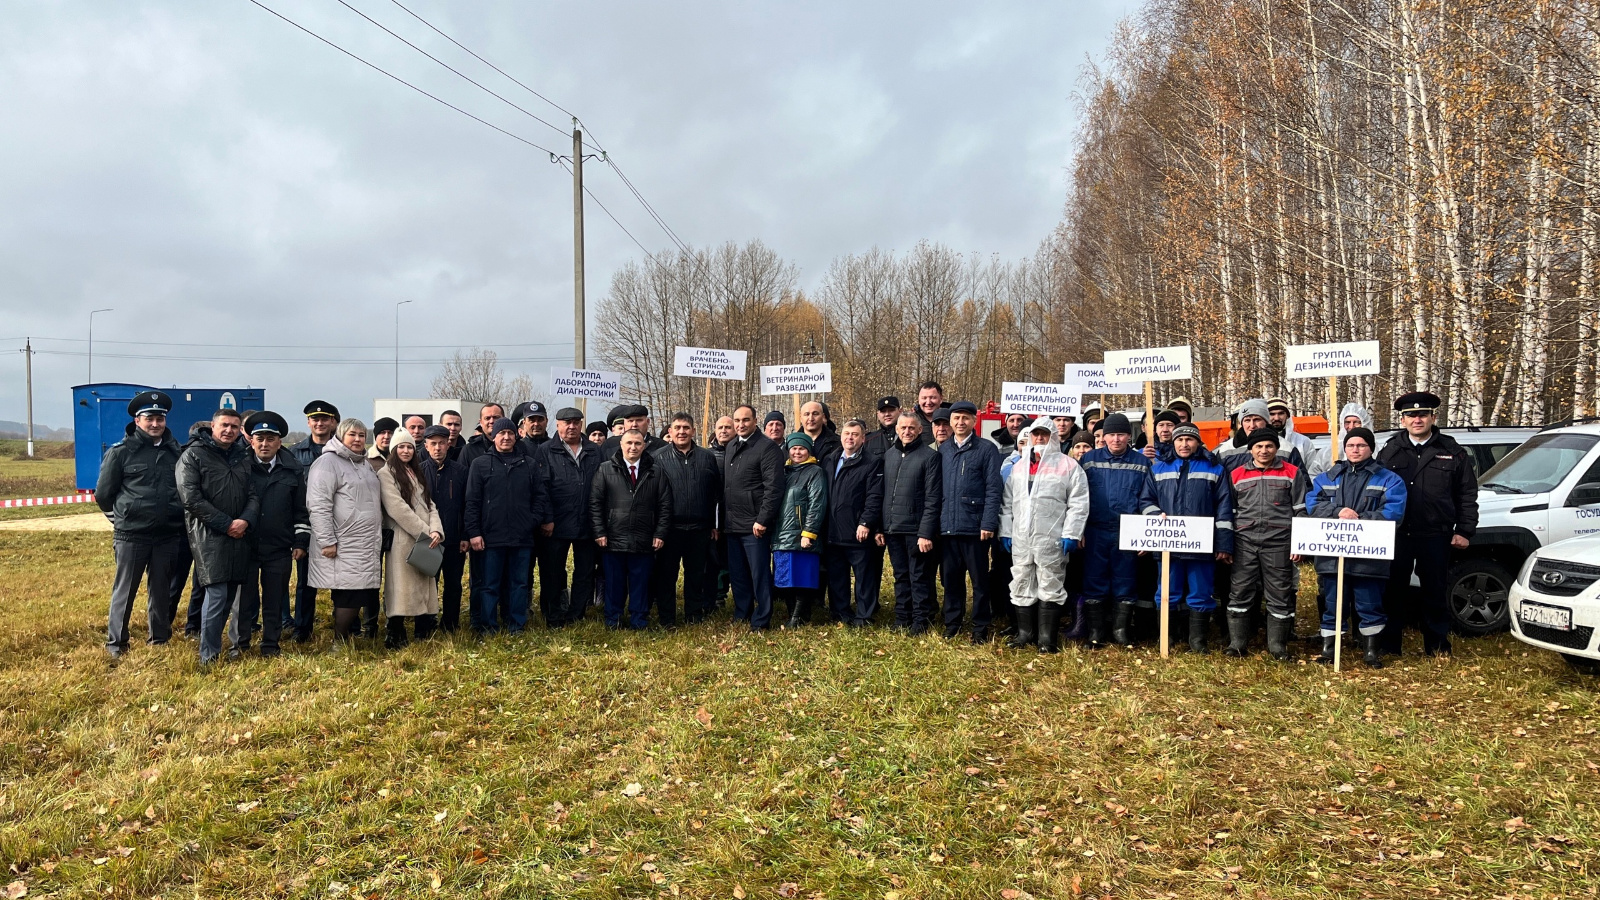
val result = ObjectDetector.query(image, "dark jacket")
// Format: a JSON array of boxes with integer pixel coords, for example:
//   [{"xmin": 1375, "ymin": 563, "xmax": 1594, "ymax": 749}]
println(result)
[
  {"xmin": 288, "ymin": 434, "xmax": 331, "ymax": 470},
  {"xmin": 176, "ymin": 433, "xmax": 260, "ymax": 585},
  {"xmin": 588, "ymin": 452, "xmax": 673, "ymax": 554},
  {"xmin": 864, "ymin": 424, "xmax": 897, "ymax": 460},
  {"xmin": 990, "ymin": 425, "xmax": 1018, "ymax": 450},
  {"xmin": 1137, "ymin": 452, "xmax": 1235, "ymax": 559},
  {"xmin": 798, "ymin": 429, "xmax": 843, "ymax": 463},
  {"xmin": 1309, "ymin": 458, "xmax": 1409, "ymax": 577},
  {"xmin": 458, "ymin": 431, "xmax": 494, "ymax": 472},
  {"xmin": 773, "ymin": 459, "xmax": 827, "ymax": 552},
  {"xmin": 880, "ymin": 439, "xmax": 943, "ymax": 539},
  {"xmin": 422, "ymin": 455, "xmax": 470, "ymax": 546},
  {"xmin": 722, "ymin": 432, "xmax": 784, "ymax": 534},
  {"xmin": 1080, "ymin": 446, "xmax": 1153, "ymax": 526},
  {"xmin": 651, "ymin": 442, "xmax": 722, "ymax": 531},
  {"xmin": 249, "ymin": 451, "xmax": 310, "ymax": 559},
  {"xmin": 542, "ymin": 439, "xmax": 604, "ymax": 541},
  {"xmin": 822, "ymin": 449, "xmax": 883, "ymax": 545},
  {"xmin": 1377, "ymin": 429, "xmax": 1479, "ymax": 538},
  {"xmin": 464, "ymin": 444, "xmax": 550, "ymax": 549},
  {"xmin": 939, "ymin": 434, "xmax": 1003, "ymax": 536},
  {"xmin": 95, "ymin": 424, "xmax": 185, "ymax": 541}
]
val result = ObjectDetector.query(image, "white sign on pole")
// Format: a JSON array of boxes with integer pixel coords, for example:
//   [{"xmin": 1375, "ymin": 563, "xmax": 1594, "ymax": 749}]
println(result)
[
  {"xmin": 1118, "ymin": 515, "xmax": 1215, "ymax": 554},
  {"xmin": 549, "ymin": 367, "xmax": 622, "ymax": 401},
  {"xmin": 1000, "ymin": 382, "xmax": 1081, "ymax": 417},
  {"xmin": 673, "ymin": 346, "xmax": 748, "ymax": 381},
  {"xmin": 1063, "ymin": 363, "xmax": 1145, "ymax": 395},
  {"xmin": 1103, "ymin": 345, "xmax": 1193, "ymax": 382},
  {"xmin": 1286, "ymin": 340, "xmax": 1382, "ymax": 379},
  {"xmin": 1290, "ymin": 518, "xmax": 1396, "ymax": 559},
  {"xmin": 759, "ymin": 363, "xmax": 833, "ymax": 395}
]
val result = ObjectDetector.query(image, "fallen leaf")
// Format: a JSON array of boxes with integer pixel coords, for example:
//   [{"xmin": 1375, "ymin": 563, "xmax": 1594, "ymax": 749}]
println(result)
[
  {"xmin": 92, "ymin": 858, "xmax": 109, "ymax": 867},
  {"xmin": 777, "ymin": 883, "xmax": 800, "ymax": 898},
  {"xmin": 622, "ymin": 782, "xmax": 643, "ymax": 797},
  {"xmin": 733, "ymin": 886, "xmax": 747, "ymax": 899},
  {"xmin": 326, "ymin": 882, "xmax": 347, "ymax": 894},
  {"xmin": 695, "ymin": 707, "xmax": 713, "ymax": 728},
  {"xmin": 964, "ymin": 767, "xmax": 982, "ymax": 776},
  {"xmin": 429, "ymin": 872, "xmax": 442, "ymax": 891},
  {"xmin": 434, "ymin": 811, "xmax": 448, "ymax": 823},
  {"xmin": 1504, "ymin": 816, "xmax": 1528, "ymax": 832},
  {"xmin": 1336, "ymin": 784, "xmax": 1355, "ymax": 793},
  {"xmin": 5, "ymin": 881, "xmax": 26, "ymax": 899},
  {"xmin": 144, "ymin": 805, "xmax": 156, "ymax": 820},
  {"xmin": 236, "ymin": 801, "xmax": 259, "ymax": 813},
  {"xmin": 114, "ymin": 846, "xmax": 134, "ymax": 858},
  {"xmin": 138, "ymin": 768, "xmax": 160, "ymax": 784}
]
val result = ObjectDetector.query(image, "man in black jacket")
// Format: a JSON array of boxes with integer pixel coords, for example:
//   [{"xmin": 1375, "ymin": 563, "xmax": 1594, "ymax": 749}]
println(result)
[
  {"xmin": 464, "ymin": 417, "xmax": 549, "ymax": 635},
  {"xmin": 880, "ymin": 411, "xmax": 944, "ymax": 634},
  {"xmin": 177, "ymin": 408, "xmax": 260, "ymax": 666},
  {"xmin": 96, "ymin": 391, "xmax": 186, "ymax": 659},
  {"xmin": 590, "ymin": 429, "xmax": 673, "ymax": 629},
  {"xmin": 824, "ymin": 419, "xmax": 884, "ymax": 626},
  {"xmin": 234, "ymin": 411, "xmax": 308, "ymax": 657},
  {"xmin": 599, "ymin": 404, "xmax": 668, "ymax": 460},
  {"xmin": 458, "ymin": 403, "xmax": 505, "ymax": 471},
  {"xmin": 288, "ymin": 399, "xmax": 338, "ymax": 641},
  {"xmin": 722, "ymin": 404, "xmax": 785, "ymax": 630},
  {"xmin": 422, "ymin": 425, "xmax": 470, "ymax": 632},
  {"xmin": 651, "ymin": 413, "xmax": 722, "ymax": 626},
  {"xmin": 864, "ymin": 396, "xmax": 901, "ymax": 459},
  {"xmin": 539, "ymin": 408, "xmax": 603, "ymax": 627},
  {"xmin": 1378, "ymin": 391, "xmax": 1480, "ymax": 657}
]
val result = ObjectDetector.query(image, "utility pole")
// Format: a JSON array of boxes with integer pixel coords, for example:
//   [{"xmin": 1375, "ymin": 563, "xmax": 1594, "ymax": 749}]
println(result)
[
  {"xmin": 88, "ymin": 307, "xmax": 113, "ymax": 383},
  {"xmin": 573, "ymin": 123, "xmax": 585, "ymax": 371},
  {"xmin": 394, "ymin": 299, "xmax": 413, "ymax": 397},
  {"xmin": 23, "ymin": 337, "xmax": 35, "ymax": 458}
]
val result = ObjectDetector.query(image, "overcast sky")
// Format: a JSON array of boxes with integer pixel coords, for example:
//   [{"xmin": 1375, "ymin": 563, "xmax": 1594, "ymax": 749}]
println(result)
[{"xmin": 0, "ymin": 0, "xmax": 1135, "ymax": 431}]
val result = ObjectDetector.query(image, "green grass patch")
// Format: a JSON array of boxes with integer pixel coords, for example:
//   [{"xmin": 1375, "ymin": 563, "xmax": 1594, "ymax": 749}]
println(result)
[{"xmin": 1, "ymin": 531, "xmax": 1596, "ymax": 898}]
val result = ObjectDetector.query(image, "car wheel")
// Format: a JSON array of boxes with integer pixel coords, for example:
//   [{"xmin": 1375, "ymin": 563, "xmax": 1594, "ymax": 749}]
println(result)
[
  {"xmin": 1562, "ymin": 654, "xmax": 1600, "ymax": 675},
  {"xmin": 1447, "ymin": 559, "xmax": 1512, "ymax": 635}
]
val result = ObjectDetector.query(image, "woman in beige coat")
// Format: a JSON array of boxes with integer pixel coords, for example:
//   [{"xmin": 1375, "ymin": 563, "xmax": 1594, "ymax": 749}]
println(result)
[{"xmin": 377, "ymin": 431, "xmax": 445, "ymax": 647}]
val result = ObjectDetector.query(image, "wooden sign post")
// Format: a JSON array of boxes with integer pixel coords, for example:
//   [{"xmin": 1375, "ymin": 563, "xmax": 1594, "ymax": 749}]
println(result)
[
  {"xmin": 1120, "ymin": 515, "xmax": 1215, "ymax": 658},
  {"xmin": 1103, "ymin": 346, "xmax": 1195, "ymax": 657},
  {"xmin": 1292, "ymin": 518, "xmax": 1397, "ymax": 671}
]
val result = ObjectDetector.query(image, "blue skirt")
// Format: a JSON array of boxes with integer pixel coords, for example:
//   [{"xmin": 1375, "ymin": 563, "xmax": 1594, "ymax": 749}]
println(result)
[{"xmin": 773, "ymin": 550, "xmax": 821, "ymax": 589}]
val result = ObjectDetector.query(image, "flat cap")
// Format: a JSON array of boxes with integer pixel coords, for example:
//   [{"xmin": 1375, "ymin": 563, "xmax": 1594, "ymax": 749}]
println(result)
[
  {"xmin": 372, "ymin": 417, "xmax": 400, "ymax": 435},
  {"xmin": 554, "ymin": 406, "xmax": 585, "ymax": 422},
  {"xmin": 422, "ymin": 424, "xmax": 451, "ymax": 440},
  {"xmin": 128, "ymin": 390, "xmax": 173, "ymax": 417},
  {"xmin": 949, "ymin": 400, "xmax": 978, "ymax": 416}
]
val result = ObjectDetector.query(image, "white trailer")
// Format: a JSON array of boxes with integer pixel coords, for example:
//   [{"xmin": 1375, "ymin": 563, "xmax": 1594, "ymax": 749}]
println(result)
[{"xmin": 371, "ymin": 398, "xmax": 484, "ymax": 433}]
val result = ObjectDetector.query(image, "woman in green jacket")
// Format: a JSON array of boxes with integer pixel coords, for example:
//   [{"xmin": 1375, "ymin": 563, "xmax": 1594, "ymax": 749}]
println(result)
[{"xmin": 774, "ymin": 432, "xmax": 828, "ymax": 627}]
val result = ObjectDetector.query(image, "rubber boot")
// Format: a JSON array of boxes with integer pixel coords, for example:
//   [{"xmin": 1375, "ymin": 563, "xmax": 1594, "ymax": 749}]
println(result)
[
  {"xmin": 1037, "ymin": 603, "xmax": 1062, "ymax": 654},
  {"xmin": 1316, "ymin": 635, "xmax": 1336, "ymax": 664},
  {"xmin": 1187, "ymin": 610, "xmax": 1210, "ymax": 654},
  {"xmin": 1007, "ymin": 603, "xmax": 1038, "ymax": 649},
  {"xmin": 1111, "ymin": 602, "xmax": 1134, "ymax": 647},
  {"xmin": 1062, "ymin": 595, "xmax": 1087, "ymax": 641},
  {"xmin": 1266, "ymin": 615, "xmax": 1293, "ymax": 661},
  {"xmin": 1224, "ymin": 611, "xmax": 1251, "ymax": 657},
  {"xmin": 1363, "ymin": 634, "xmax": 1385, "ymax": 669},
  {"xmin": 1086, "ymin": 602, "xmax": 1108, "ymax": 649}
]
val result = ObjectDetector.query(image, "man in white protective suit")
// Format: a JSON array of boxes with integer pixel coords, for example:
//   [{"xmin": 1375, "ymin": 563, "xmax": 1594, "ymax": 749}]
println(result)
[{"xmin": 998, "ymin": 418, "xmax": 1091, "ymax": 653}]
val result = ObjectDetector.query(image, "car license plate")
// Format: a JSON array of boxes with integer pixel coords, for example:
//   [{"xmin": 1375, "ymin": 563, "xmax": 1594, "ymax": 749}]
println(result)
[{"xmin": 1520, "ymin": 600, "xmax": 1573, "ymax": 631}]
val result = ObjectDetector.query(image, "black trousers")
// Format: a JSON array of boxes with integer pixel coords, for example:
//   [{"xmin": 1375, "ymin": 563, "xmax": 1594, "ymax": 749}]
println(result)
[
  {"xmin": 941, "ymin": 534, "xmax": 992, "ymax": 631},
  {"xmin": 988, "ymin": 540, "xmax": 1014, "ymax": 629},
  {"xmin": 651, "ymin": 528, "xmax": 712, "ymax": 626},
  {"xmin": 884, "ymin": 534, "xmax": 937, "ymax": 627},
  {"xmin": 539, "ymin": 537, "xmax": 598, "ymax": 626},
  {"xmin": 233, "ymin": 554, "xmax": 292, "ymax": 654},
  {"xmin": 826, "ymin": 541, "xmax": 881, "ymax": 624},
  {"xmin": 437, "ymin": 546, "xmax": 467, "ymax": 632},
  {"xmin": 165, "ymin": 540, "xmax": 204, "ymax": 635},
  {"xmin": 1382, "ymin": 531, "xmax": 1454, "ymax": 650},
  {"xmin": 292, "ymin": 553, "xmax": 318, "ymax": 637}
]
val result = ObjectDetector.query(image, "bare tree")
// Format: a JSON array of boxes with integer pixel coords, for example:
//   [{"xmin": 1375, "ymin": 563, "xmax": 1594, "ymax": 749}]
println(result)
[{"xmin": 430, "ymin": 348, "xmax": 531, "ymax": 406}]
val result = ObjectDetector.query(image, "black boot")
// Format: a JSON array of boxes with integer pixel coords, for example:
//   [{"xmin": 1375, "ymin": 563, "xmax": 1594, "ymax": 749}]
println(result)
[
  {"xmin": 1266, "ymin": 615, "xmax": 1293, "ymax": 661},
  {"xmin": 1316, "ymin": 635, "xmax": 1336, "ymax": 664},
  {"xmin": 1188, "ymin": 610, "xmax": 1210, "ymax": 654},
  {"xmin": 1007, "ymin": 603, "xmax": 1038, "ymax": 649},
  {"xmin": 1111, "ymin": 602, "xmax": 1134, "ymax": 647},
  {"xmin": 1363, "ymin": 633, "xmax": 1385, "ymax": 668},
  {"xmin": 385, "ymin": 616, "xmax": 408, "ymax": 650},
  {"xmin": 1037, "ymin": 603, "xmax": 1062, "ymax": 653},
  {"xmin": 1086, "ymin": 602, "xmax": 1108, "ymax": 649},
  {"xmin": 1224, "ymin": 611, "xmax": 1251, "ymax": 657}
]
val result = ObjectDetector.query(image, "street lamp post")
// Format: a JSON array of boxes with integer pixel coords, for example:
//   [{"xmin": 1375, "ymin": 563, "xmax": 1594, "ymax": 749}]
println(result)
[
  {"xmin": 394, "ymin": 300, "xmax": 414, "ymax": 397},
  {"xmin": 88, "ymin": 308, "xmax": 114, "ymax": 383}
]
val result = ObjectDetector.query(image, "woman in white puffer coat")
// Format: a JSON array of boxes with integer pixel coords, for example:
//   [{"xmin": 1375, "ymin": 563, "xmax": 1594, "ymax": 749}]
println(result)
[{"xmin": 998, "ymin": 418, "xmax": 1090, "ymax": 653}]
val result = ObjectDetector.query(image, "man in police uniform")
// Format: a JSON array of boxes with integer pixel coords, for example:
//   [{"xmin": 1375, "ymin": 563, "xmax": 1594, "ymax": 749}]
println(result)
[
  {"xmin": 288, "ymin": 400, "xmax": 338, "ymax": 642},
  {"xmin": 96, "ymin": 391, "xmax": 186, "ymax": 659},
  {"xmin": 236, "ymin": 411, "xmax": 308, "ymax": 657},
  {"xmin": 1377, "ymin": 391, "xmax": 1479, "ymax": 657}
]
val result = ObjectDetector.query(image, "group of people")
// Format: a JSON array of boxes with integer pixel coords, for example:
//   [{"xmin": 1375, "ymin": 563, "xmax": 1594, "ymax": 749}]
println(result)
[{"xmin": 95, "ymin": 380, "xmax": 1478, "ymax": 670}]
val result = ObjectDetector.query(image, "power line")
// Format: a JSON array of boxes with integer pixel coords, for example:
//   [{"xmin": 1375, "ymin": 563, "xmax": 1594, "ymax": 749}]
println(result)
[
  {"xmin": 246, "ymin": 0, "xmax": 560, "ymax": 157},
  {"xmin": 33, "ymin": 349, "xmax": 571, "ymax": 365},
  {"xmin": 16, "ymin": 336, "xmax": 572, "ymax": 350},
  {"xmin": 331, "ymin": 0, "xmax": 572, "ymax": 142},
  {"xmin": 556, "ymin": 159, "xmax": 652, "ymax": 258}
]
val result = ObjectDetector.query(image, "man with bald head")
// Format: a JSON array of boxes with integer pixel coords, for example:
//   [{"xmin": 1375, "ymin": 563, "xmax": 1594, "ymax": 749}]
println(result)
[{"xmin": 797, "ymin": 401, "xmax": 841, "ymax": 461}]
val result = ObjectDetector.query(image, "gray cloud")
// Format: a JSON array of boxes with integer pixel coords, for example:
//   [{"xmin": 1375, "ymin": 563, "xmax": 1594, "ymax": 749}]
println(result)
[{"xmin": 0, "ymin": 0, "xmax": 1134, "ymax": 429}]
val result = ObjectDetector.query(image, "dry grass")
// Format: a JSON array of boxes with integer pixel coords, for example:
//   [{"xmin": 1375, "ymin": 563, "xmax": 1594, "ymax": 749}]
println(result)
[{"xmin": 1, "ymin": 531, "xmax": 1597, "ymax": 899}]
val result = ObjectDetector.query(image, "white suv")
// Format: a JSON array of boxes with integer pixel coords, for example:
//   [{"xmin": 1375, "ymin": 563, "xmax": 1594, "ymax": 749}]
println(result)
[
  {"xmin": 1466, "ymin": 423, "xmax": 1600, "ymax": 634},
  {"xmin": 1509, "ymin": 534, "xmax": 1600, "ymax": 671}
]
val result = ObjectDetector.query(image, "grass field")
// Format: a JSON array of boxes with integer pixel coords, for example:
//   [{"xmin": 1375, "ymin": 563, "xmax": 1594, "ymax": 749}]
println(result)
[
  {"xmin": 0, "ymin": 440, "xmax": 81, "ymax": 522},
  {"xmin": 1, "ymin": 530, "xmax": 1597, "ymax": 899}
]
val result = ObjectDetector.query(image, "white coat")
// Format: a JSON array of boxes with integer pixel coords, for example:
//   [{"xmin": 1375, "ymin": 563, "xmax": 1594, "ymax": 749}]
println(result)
[
  {"xmin": 998, "ymin": 424, "xmax": 1090, "ymax": 607},
  {"xmin": 306, "ymin": 436, "xmax": 384, "ymax": 591},
  {"xmin": 378, "ymin": 462, "xmax": 445, "ymax": 617}
]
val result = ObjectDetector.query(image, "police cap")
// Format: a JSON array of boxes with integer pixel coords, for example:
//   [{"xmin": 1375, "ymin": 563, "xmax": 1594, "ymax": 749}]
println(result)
[
  {"xmin": 303, "ymin": 400, "xmax": 340, "ymax": 420},
  {"xmin": 877, "ymin": 396, "xmax": 901, "ymax": 412},
  {"xmin": 1394, "ymin": 391, "xmax": 1441, "ymax": 415},
  {"xmin": 606, "ymin": 405, "xmax": 627, "ymax": 427},
  {"xmin": 510, "ymin": 401, "xmax": 533, "ymax": 426},
  {"xmin": 128, "ymin": 390, "xmax": 173, "ymax": 417},
  {"xmin": 242, "ymin": 410, "xmax": 289, "ymax": 437}
]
